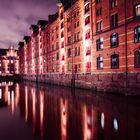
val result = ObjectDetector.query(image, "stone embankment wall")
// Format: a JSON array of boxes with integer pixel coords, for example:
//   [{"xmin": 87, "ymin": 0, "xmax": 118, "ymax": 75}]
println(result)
[{"xmin": 21, "ymin": 73, "xmax": 140, "ymax": 95}]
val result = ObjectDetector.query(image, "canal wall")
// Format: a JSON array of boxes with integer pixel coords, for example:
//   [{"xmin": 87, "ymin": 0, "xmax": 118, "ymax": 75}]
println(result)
[
  {"xmin": 0, "ymin": 75, "xmax": 20, "ymax": 82},
  {"xmin": 20, "ymin": 72, "xmax": 140, "ymax": 95}
]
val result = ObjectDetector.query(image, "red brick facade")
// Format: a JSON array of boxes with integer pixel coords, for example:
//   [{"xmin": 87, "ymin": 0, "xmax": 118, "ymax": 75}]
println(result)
[{"xmin": 19, "ymin": 0, "xmax": 140, "ymax": 94}]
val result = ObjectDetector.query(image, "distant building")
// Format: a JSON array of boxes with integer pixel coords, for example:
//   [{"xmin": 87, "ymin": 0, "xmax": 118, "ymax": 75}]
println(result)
[{"xmin": 0, "ymin": 46, "xmax": 19, "ymax": 75}]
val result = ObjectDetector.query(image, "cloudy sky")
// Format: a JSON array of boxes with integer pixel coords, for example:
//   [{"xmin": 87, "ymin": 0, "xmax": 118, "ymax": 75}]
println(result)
[{"xmin": 0, "ymin": 0, "xmax": 57, "ymax": 49}]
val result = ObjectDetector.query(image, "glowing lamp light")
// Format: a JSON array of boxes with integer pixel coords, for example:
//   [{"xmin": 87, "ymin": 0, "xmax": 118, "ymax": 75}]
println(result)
[
  {"xmin": 113, "ymin": 118, "xmax": 119, "ymax": 132},
  {"xmin": 101, "ymin": 113, "xmax": 105, "ymax": 129},
  {"xmin": 0, "ymin": 89, "xmax": 2, "ymax": 99}
]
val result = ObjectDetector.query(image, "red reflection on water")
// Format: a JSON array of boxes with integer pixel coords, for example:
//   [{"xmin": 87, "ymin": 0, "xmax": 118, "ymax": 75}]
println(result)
[
  {"xmin": 40, "ymin": 91, "xmax": 44, "ymax": 138},
  {"xmin": 32, "ymin": 88, "xmax": 36, "ymax": 134},
  {"xmin": 25, "ymin": 86, "xmax": 28, "ymax": 122},
  {"xmin": 60, "ymin": 98, "xmax": 67, "ymax": 140}
]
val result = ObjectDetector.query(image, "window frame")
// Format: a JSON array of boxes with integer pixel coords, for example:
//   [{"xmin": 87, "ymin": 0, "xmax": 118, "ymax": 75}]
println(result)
[{"xmin": 111, "ymin": 54, "xmax": 119, "ymax": 69}]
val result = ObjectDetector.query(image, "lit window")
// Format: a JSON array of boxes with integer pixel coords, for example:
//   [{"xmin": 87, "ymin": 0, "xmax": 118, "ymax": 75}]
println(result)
[
  {"xmin": 86, "ymin": 47, "xmax": 91, "ymax": 56},
  {"xmin": 86, "ymin": 62, "xmax": 91, "ymax": 73},
  {"xmin": 111, "ymin": 0, "xmax": 118, "ymax": 8},
  {"xmin": 134, "ymin": 26, "xmax": 140, "ymax": 43},
  {"xmin": 97, "ymin": 56, "xmax": 103, "ymax": 69},
  {"xmin": 85, "ymin": 16, "xmax": 90, "ymax": 25},
  {"xmin": 96, "ymin": 21, "xmax": 102, "ymax": 33},
  {"xmin": 135, "ymin": 4, "xmax": 140, "ymax": 16},
  {"xmin": 85, "ymin": 30, "xmax": 90, "ymax": 39},
  {"xmin": 111, "ymin": 54, "xmax": 119, "ymax": 69},
  {"xmin": 96, "ymin": 37, "xmax": 103, "ymax": 51},
  {"xmin": 110, "ymin": 33, "xmax": 119, "ymax": 48},
  {"xmin": 134, "ymin": 48, "xmax": 140, "ymax": 68}
]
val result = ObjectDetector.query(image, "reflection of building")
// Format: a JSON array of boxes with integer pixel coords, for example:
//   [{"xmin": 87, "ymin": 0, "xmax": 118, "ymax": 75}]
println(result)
[
  {"xmin": 0, "ymin": 46, "xmax": 19, "ymax": 75},
  {"xmin": 18, "ymin": 0, "xmax": 140, "ymax": 94}
]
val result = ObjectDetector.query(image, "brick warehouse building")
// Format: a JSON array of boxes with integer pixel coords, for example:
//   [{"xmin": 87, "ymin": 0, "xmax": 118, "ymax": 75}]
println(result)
[
  {"xmin": 0, "ymin": 46, "xmax": 19, "ymax": 75},
  {"xmin": 19, "ymin": 0, "xmax": 140, "ymax": 95}
]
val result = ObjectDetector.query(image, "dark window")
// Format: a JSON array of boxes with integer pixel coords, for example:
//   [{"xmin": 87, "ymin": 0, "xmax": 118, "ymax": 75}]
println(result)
[
  {"xmin": 85, "ymin": 4, "xmax": 90, "ymax": 13},
  {"xmin": 96, "ymin": 21, "xmax": 102, "ymax": 33},
  {"xmin": 77, "ymin": 32, "xmax": 80, "ymax": 41},
  {"xmin": 96, "ymin": 7, "xmax": 102, "ymax": 16},
  {"xmin": 68, "ymin": 36, "xmax": 71, "ymax": 44},
  {"xmin": 96, "ymin": 0, "xmax": 102, "ymax": 4},
  {"xmin": 97, "ymin": 56, "xmax": 103, "ymax": 69},
  {"xmin": 68, "ymin": 48, "xmax": 71, "ymax": 58},
  {"xmin": 61, "ymin": 32, "xmax": 64, "ymax": 38},
  {"xmin": 135, "ymin": 48, "xmax": 140, "ymax": 68},
  {"xmin": 61, "ymin": 22, "xmax": 64, "ymax": 29},
  {"xmin": 61, "ymin": 42, "xmax": 64, "ymax": 48},
  {"xmin": 60, "ymin": 12, "xmax": 63, "ymax": 20},
  {"xmin": 96, "ymin": 37, "xmax": 103, "ymax": 51},
  {"xmin": 111, "ymin": 13, "xmax": 118, "ymax": 28},
  {"xmin": 135, "ymin": 4, "xmax": 140, "ymax": 17},
  {"xmin": 56, "ymin": 52, "xmax": 59, "ymax": 60},
  {"xmin": 111, "ymin": 54, "xmax": 119, "ymax": 69},
  {"xmin": 85, "ymin": 16, "xmax": 90, "ymax": 25},
  {"xmin": 111, "ymin": 33, "xmax": 119, "ymax": 48},
  {"xmin": 134, "ymin": 26, "xmax": 140, "ymax": 43}
]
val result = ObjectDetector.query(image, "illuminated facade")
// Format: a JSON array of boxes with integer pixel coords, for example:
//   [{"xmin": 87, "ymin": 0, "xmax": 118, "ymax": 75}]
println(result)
[
  {"xmin": 19, "ymin": 0, "xmax": 140, "ymax": 94},
  {"xmin": 0, "ymin": 46, "xmax": 19, "ymax": 75}
]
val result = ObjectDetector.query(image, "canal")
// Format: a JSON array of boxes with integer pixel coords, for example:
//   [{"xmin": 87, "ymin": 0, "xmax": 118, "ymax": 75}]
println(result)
[{"xmin": 0, "ymin": 81, "xmax": 140, "ymax": 140}]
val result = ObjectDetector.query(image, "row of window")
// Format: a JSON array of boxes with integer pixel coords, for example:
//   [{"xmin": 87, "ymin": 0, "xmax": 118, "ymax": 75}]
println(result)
[{"xmin": 96, "ymin": 32, "xmax": 118, "ymax": 51}]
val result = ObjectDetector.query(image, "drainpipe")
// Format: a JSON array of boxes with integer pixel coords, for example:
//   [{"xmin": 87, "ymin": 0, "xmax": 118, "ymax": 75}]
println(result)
[{"xmin": 124, "ymin": 0, "xmax": 128, "ymax": 95}]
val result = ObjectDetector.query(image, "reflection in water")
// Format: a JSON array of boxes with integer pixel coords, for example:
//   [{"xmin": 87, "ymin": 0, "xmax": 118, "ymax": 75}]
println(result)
[
  {"xmin": 60, "ymin": 98, "xmax": 67, "ymax": 140},
  {"xmin": 40, "ymin": 91, "xmax": 44, "ymax": 138},
  {"xmin": 0, "ymin": 82, "xmax": 140, "ymax": 140},
  {"xmin": 25, "ymin": 86, "xmax": 28, "ymax": 122}
]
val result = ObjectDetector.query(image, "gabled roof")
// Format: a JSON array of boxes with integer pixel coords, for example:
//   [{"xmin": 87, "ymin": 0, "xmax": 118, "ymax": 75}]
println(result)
[
  {"xmin": 37, "ymin": 20, "xmax": 48, "ymax": 30},
  {"xmin": 30, "ymin": 25, "xmax": 39, "ymax": 34},
  {"xmin": 23, "ymin": 36, "xmax": 31, "ymax": 44},
  {"xmin": 18, "ymin": 42, "xmax": 24, "ymax": 48},
  {"xmin": 48, "ymin": 12, "xmax": 59, "ymax": 24}
]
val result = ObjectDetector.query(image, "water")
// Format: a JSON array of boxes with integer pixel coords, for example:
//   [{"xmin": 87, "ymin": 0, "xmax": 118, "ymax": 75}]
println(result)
[{"xmin": 0, "ymin": 81, "xmax": 140, "ymax": 140}]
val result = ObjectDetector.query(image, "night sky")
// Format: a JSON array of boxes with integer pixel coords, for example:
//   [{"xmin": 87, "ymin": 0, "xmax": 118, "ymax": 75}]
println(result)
[{"xmin": 0, "ymin": 0, "xmax": 57, "ymax": 49}]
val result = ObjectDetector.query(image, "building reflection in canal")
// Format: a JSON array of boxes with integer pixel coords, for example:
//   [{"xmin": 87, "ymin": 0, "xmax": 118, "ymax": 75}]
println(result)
[{"xmin": 0, "ymin": 81, "xmax": 140, "ymax": 140}]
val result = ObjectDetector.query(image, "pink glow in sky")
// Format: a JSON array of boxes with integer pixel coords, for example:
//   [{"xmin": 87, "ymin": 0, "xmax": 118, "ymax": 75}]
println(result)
[{"xmin": 0, "ymin": 0, "xmax": 57, "ymax": 49}]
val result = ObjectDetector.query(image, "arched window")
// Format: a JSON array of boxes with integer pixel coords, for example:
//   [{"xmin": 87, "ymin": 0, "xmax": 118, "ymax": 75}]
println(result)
[
  {"xmin": 110, "ymin": 33, "xmax": 119, "ymax": 48},
  {"xmin": 97, "ymin": 56, "xmax": 103, "ymax": 69},
  {"xmin": 134, "ymin": 26, "xmax": 140, "ymax": 43},
  {"xmin": 111, "ymin": 54, "xmax": 119, "ymax": 69},
  {"xmin": 134, "ymin": 48, "xmax": 140, "ymax": 68}
]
